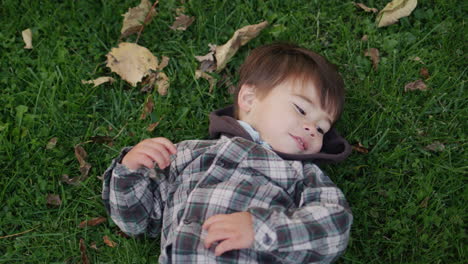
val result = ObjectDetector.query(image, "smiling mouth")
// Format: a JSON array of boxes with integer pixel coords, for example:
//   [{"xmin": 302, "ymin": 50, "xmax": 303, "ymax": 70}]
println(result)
[{"xmin": 289, "ymin": 134, "xmax": 308, "ymax": 151}]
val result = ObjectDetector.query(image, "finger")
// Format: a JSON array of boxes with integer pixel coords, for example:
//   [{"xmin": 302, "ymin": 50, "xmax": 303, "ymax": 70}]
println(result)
[
  {"xmin": 143, "ymin": 142, "xmax": 172, "ymax": 166},
  {"xmin": 151, "ymin": 137, "xmax": 177, "ymax": 154},
  {"xmin": 204, "ymin": 228, "xmax": 233, "ymax": 249},
  {"xmin": 215, "ymin": 238, "xmax": 238, "ymax": 256},
  {"xmin": 202, "ymin": 214, "xmax": 228, "ymax": 230},
  {"xmin": 137, "ymin": 154, "xmax": 157, "ymax": 169},
  {"xmin": 137, "ymin": 149, "xmax": 167, "ymax": 169}
]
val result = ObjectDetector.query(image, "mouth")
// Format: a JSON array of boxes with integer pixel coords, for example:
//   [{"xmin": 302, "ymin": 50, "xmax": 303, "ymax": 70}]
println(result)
[{"xmin": 289, "ymin": 134, "xmax": 308, "ymax": 151}]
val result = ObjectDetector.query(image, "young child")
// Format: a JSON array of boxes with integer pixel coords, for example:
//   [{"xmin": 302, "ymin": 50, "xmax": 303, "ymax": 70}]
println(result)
[{"xmin": 102, "ymin": 43, "xmax": 353, "ymax": 263}]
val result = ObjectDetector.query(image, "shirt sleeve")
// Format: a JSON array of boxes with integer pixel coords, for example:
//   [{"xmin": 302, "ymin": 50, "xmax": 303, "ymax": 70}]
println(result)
[
  {"xmin": 102, "ymin": 147, "xmax": 167, "ymax": 238},
  {"xmin": 247, "ymin": 163, "xmax": 353, "ymax": 263}
]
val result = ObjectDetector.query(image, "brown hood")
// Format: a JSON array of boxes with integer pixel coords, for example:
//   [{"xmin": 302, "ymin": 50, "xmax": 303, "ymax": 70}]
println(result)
[{"xmin": 209, "ymin": 105, "xmax": 352, "ymax": 164}]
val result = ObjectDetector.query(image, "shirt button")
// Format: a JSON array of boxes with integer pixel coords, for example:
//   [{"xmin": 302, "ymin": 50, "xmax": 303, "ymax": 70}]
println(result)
[
  {"xmin": 183, "ymin": 218, "xmax": 192, "ymax": 225},
  {"xmin": 218, "ymin": 160, "xmax": 225, "ymax": 167},
  {"xmin": 263, "ymin": 234, "xmax": 272, "ymax": 245}
]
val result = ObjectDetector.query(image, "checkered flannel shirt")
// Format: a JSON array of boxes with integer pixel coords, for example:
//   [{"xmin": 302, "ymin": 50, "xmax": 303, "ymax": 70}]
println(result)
[{"xmin": 102, "ymin": 136, "xmax": 352, "ymax": 263}]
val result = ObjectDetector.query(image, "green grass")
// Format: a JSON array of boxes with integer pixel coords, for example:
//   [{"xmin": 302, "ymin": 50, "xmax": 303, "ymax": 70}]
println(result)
[{"xmin": 0, "ymin": 0, "xmax": 466, "ymax": 263}]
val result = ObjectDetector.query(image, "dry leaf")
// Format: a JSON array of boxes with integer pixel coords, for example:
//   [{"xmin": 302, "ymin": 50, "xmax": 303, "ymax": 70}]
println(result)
[
  {"xmin": 79, "ymin": 238, "xmax": 90, "ymax": 264},
  {"xmin": 404, "ymin": 80, "xmax": 427, "ymax": 92},
  {"xmin": 361, "ymin": 34, "xmax": 369, "ymax": 41},
  {"xmin": 352, "ymin": 142, "xmax": 369, "ymax": 154},
  {"xmin": 79, "ymin": 217, "xmax": 107, "ymax": 228},
  {"xmin": 353, "ymin": 2, "xmax": 378, "ymax": 13},
  {"xmin": 215, "ymin": 21, "xmax": 269, "ymax": 72},
  {"xmin": 170, "ymin": 14, "xmax": 195, "ymax": 31},
  {"xmin": 424, "ymin": 141, "xmax": 445, "ymax": 152},
  {"xmin": 103, "ymin": 235, "xmax": 117, "ymax": 248},
  {"xmin": 46, "ymin": 137, "xmax": 58, "ymax": 150},
  {"xmin": 121, "ymin": 0, "xmax": 158, "ymax": 38},
  {"xmin": 147, "ymin": 121, "xmax": 160, "ymax": 132},
  {"xmin": 420, "ymin": 67, "xmax": 430, "ymax": 79},
  {"xmin": 46, "ymin": 194, "xmax": 62, "ymax": 207},
  {"xmin": 411, "ymin": 56, "xmax": 425, "ymax": 64},
  {"xmin": 376, "ymin": 0, "xmax": 418, "ymax": 27},
  {"xmin": 156, "ymin": 72, "xmax": 170, "ymax": 95},
  {"xmin": 90, "ymin": 136, "xmax": 113, "ymax": 145},
  {"xmin": 81, "ymin": 77, "xmax": 115, "ymax": 87},
  {"xmin": 159, "ymin": 56, "xmax": 170, "ymax": 70},
  {"xmin": 22, "ymin": 28, "xmax": 33, "ymax": 49},
  {"xmin": 90, "ymin": 242, "xmax": 99, "ymax": 251},
  {"xmin": 419, "ymin": 196, "xmax": 430, "ymax": 208},
  {"xmin": 140, "ymin": 95, "xmax": 154, "ymax": 120},
  {"xmin": 74, "ymin": 145, "xmax": 91, "ymax": 182},
  {"xmin": 195, "ymin": 44, "xmax": 217, "ymax": 72},
  {"xmin": 195, "ymin": 70, "xmax": 216, "ymax": 93},
  {"xmin": 364, "ymin": 48, "xmax": 380, "ymax": 71},
  {"xmin": 106, "ymin": 42, "xmax": 158, "ymax": 87}
]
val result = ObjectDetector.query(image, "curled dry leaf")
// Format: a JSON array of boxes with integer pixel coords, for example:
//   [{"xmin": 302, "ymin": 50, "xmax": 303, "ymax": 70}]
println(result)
[
  {"xmin": 140, "ymin": 95, "xmax": 154, "ymax": 120},
  {"xmin": 353, "ymin": 2, "xmax": 378, "ymax": 13},
  {"xmin": 195, "ymin": 44, "xmax": 217, "ymax": 72},
  {"xmin": 376, "ymin": 0, "xmax": 418, "ymax": 28},
  {"xmin": 147, "ymin": 121, "xmax": 160, "ymax": 132},
  {"xmin": 46, "ymin": 137, "xmax": 58, "ymax": 150},
  {"xmin": 195, "ymin": 70, "xmax": 216, "ymax": 93},
  {"xmin": 106, "ymin": 42, "xmax": 158, "ymax": 87},
  {"xmin": 103, "ymin": 235, "xmax": 117, "ymax": 248},
  {"xmin": 46, "ymin": 194, "xmax": 62, "ymax": 207},
  {"xmin": 156, "ymin": 72, "xmax": 170, "ymax": 95},
  {"xmin": 79, "ymin": 216, "xmax": 107, "ymax": 228},
  {"xmin": 90, "ymin": 242, "xmax": 99, "ymax": 251},
  {"xmin": 121, "ymin": 0, "xmax": 158, "ymax": 38},
  {"xmin": 420, "ymin": 67, "xmax": 430, "ymax": 79},
  {"xmin": 364, "ymin": 48, "xmax": 380, "ymax": 71},
  {"xmin": 424, "ymin": 141, "xmax": 445, "ymax": 152},
  {"xmin": 352, "ymin": 142, "xmax": 369, "ymax": 154},
  {"xmin": 22, "ymin": 28, "xmax": 33, "ymax": 49},
  {"xmin": 74, "ymin": 145, "xmax": 92, "ymax": 183},
  {"xmin": 79, "ymin": 238, "xmax": 90, "ymax": 264},
  {"xmin": 81, "ymin": 77, "xmax": 115, "ymax": 87},
  {"xmin": 404, "ymin": 80, "xmax": 427, "ymax": 92},
  {"xmin": 170, "ymin": 14, "xmax": 195, "ymax": 31}
]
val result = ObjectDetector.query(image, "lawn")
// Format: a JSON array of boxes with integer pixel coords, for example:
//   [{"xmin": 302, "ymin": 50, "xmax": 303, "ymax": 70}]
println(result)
[{"xmin": 0, "ymin": 0, "xmax": 466, "ymax": 263}]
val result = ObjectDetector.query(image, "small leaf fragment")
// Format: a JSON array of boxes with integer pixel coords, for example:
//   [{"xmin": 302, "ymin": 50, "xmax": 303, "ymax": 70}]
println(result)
[
  {"xmin": 81, "ymin": 77, "xmax": 115, "ymax": 87},
  {"xmin": 147, "ymin": 121, "xmax": 160, "ymax": 132},
  {"xmin": 46, "ymin": 137, "xmax": 58, "ymax": 150},
  {"xmin": 352, "ymin": 142, "xmax": 369, "ymax": 154},
  {"xmin": 419, "ymin": 196, "xmax": 430, "ymax": 208},
  {"xmin": 156, "ymin": 72, "xmax": 170, "ymax": 96},
  {"xmin": 376, "ymin": 0, "xmax": 418, "ymax": 28},
  {"xmin": 22, "ymin": 28, "xmax": 33, "ymax": 49},
  {"xmin": 361, "ymin": 34, "xmax": 369, "ymax": 41},
  {"xmin": 121, "ymin": 0, "xmax": 158, "ymax": 38},
  {"xmin": 404, "ymin": 80, "xmax": 427, "ymax": 92},
  {"xmin": 364, "ymin": 48, "xmax": 380, "ymax": 71},
  {"xmin": 103, "ymin": 235, "xmax": 117, "ymax": 248},
  {"xmin": 74, "ymin": 145, "xmax": 92, "ymax": 182},
  {"xmin": 90, "ymin": 136, "xmax": 113, "ymax": 145},
  {"xmin": 424, "ymin": 141, "xmax": 445, "ymax": 152},
  {"xmin": 140, "ymin": 95, "xmax": 154, "ymax": 120},
  {"xmin": 79, "ymin": 217, "xmax": 107, "ymax": 228},
  {"xmin": 79, "ymin": 238, "xmax": 90, "ymax": 264},
  {"xmin": 195, "ymin": 70, "xmax": 216, "ymax": 93},
  {"xmin": 420, "ymin": 67, "xmax": 429, "ymax": 79},
  {"xmin": 46, "ymin": 194, "xmax": 62, "ymax": 207},
  {"xmin": 90, "ymin": 242, "xmax": 99, "ymax": 251},
  {"xmin": 195, "ymin": 44, "xmax": 217, "ymax": 72},
  {"xmin": 158, "ymin": 56, "xmax": 170, "ymax": 70},
  {"xmin": 106, "ymin": 42, "xmax": 158, "ymax": 87},
  {"xmin": 353, "ymin": 2, "xmax": 378, "ymax": 13},
  {"xmin": 170, "ymin": 14, "xmax": 195, "ymax": 31}
]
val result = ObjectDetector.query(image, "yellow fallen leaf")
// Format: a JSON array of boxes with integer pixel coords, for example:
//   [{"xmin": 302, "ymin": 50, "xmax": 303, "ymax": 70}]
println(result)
[
  {"xmin": 121, "ymin": 0, "xmax": 158, "ymax": 38},
  {"xmin": 215, "ymin": 21, "xmax": 269, "ymax": 72},
  {"xmin": 376, "ymin": 0, "xmax": 417, "ymax": 27},
  {"xmin": 106, "ymin": 42, "xmax": 158, "ymax": 87},
  {"xmin": 81, "ymin": 77, "xmax": 115, "ymax": 87},
  {"xmin": 22, "ymin": 28, "xmax": 33, "ymax": 49}
]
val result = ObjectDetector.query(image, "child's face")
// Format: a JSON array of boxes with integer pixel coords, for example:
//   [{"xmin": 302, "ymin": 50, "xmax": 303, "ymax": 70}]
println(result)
[{"xmin": 239, "ymin": 78, "xmax": 333, "ymax": 155}]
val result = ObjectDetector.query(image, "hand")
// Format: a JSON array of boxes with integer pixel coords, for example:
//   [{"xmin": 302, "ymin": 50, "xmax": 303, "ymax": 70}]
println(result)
[
  {"xmin": 121, "ymin": 137, "xmax": 177, "ymax": 170},
  {"xmin": 202, "ymin": 212, "xmax": 254, "ymax": 256}
]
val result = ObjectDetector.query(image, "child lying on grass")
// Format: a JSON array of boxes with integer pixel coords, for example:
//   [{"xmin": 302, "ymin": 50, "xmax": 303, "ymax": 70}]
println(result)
[{"xmin": 102, "ymin": 43, "xmax": 353, "ymax": 263}]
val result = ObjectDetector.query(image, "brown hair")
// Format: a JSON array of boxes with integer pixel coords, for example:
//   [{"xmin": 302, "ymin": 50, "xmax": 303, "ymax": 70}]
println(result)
[{"xmin": 234, "ymin": 43, "xmax": 345, "ymax": 122}]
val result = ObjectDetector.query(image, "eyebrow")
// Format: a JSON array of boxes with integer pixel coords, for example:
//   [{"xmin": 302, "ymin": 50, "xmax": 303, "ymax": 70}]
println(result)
[{"xmin": 293, "ymin": 94, "xmax": 333, "ymax": 124}]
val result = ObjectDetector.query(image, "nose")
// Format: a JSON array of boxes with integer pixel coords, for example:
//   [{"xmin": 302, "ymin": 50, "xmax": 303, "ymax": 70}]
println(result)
[{"xmin": 303, "ymin": 123, "xmax": 316, "ymax": 137}]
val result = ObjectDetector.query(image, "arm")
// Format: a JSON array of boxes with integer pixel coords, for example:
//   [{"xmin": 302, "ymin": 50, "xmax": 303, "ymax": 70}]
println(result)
[{"xmin": 102, "ymin": 138, "xmax": 177, "ymax": 237}]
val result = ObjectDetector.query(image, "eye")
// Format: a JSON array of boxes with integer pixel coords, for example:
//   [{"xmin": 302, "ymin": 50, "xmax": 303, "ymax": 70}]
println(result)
[
  {"xmin": 317, "ymin": 127, "xmax": 324, "ymax": 134},
  {"xmin": 293, "ymin": 104, "xmax": 306, "ymax": 115}
]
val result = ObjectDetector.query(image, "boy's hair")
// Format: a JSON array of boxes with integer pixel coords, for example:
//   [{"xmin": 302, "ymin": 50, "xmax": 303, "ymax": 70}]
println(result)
[{"xmin": 233, "ymin": 43, "xmax": 345, "ymax": 123}]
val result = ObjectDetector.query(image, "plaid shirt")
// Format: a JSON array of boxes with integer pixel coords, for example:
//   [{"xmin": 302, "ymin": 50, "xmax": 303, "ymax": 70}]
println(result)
[{"xmin": 102, "ymin": 136, "xmax": 352, "ymax": 263}]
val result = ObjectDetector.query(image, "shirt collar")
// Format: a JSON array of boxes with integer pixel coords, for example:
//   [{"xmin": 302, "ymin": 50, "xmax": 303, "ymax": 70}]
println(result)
[{"xmin": 237, "ymin": 120, "xmax": 272, "ymax": 150}]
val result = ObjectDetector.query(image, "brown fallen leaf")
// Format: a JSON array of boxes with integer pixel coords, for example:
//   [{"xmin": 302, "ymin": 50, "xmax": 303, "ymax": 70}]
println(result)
[
  {"xmin": 420, "ymin": 67, "xmax": 430, "ymax": 79},
  {"xmin": 46, "ymin": 194, "xmax": 62, "ymax": 207},
  {"xmin": 103, "ymin": 235, "xmax": 117, "ymax": 248},
  {"xmin": 424, "ymin": 141, "xmax": 445, "ymax": 152},
  {"xmin": 195, "ymin": 44, "xmax": 217, "ymax": 72},
  {"xmin": 170, "ymin": 14, "xmax": 195, "ymax": 31},
  {"xmin": 352, "ymin": 142, "xmax": 369, "ymax": 154},
  {"xmin": 214, "ymin": 21, "xmax": 269, "ymax": 72},
  {"xmin": 376, "ymin": 0, "xmax": 418, "ymax": 28},
  {"xmin": 121, "ymin": 0, "xmax": 158, "ymax": 39},
  {"xmin": 22, "ymin": 28, "xmax": 33, "ymax": 49},
  {"xmin": 419, "ymin": 196, "xmax": 430, "ymax": 208},
  {"xmin": 364, "ymin": 48, "xmax": 380, "ymax": 71},
  {"xmin": 106, "ymin": 42, "xmax": 158, "ymax": 87},
  {"xmin": 81, "ymin": 77, "xmax": 115, "ymax": 87},
  {"xmin": 140, "ymin": 95, "xmax": 154, "ymax": 120},
  {"xmin": 74, "ymin": 145, "xmax": 92, "ymax": 182},
  {"xmin": 404, "ymin": 80, "xmax": 427, "ymax": 92},
  {"xmin": 90, "ymin": 242, "xmax": 99, "ymax": 251},
  {"xmin": 79, "ymin": 238, "xmax": 90, "ymax": 264},
  {"xmin": 195, "ymin": 70, "xmax": 217, "ymax": 93},
  {"xmin": 353, "ymin": 2, "xmax": 378, "ymax": 13},
  {"xmin": 90, "ymin": 135, "xmax": 113, "ymax": 145},
  {"xmin": 46, "ymin": 137, "xmax": 58, "ymax": 150},
  {"xmin": 156, "ymin": 72, "xmax": 170, "ymax": 95},
  {"xmin": 361, "ymin": 34, "xmax": 369, "ymax": 41},
  {"xmin": 147, "ymin": 121, "xmax": 160, "ymax": 132},
  {"xmin": 79, "ymin": 216, "xmax": 107, "ymax": 228}
]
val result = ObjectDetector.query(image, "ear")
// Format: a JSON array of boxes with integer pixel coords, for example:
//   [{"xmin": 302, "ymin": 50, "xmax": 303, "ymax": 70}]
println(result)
[{"xmin": 237, "ymin": 84, "xmax": 257, "ymax": 112}]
